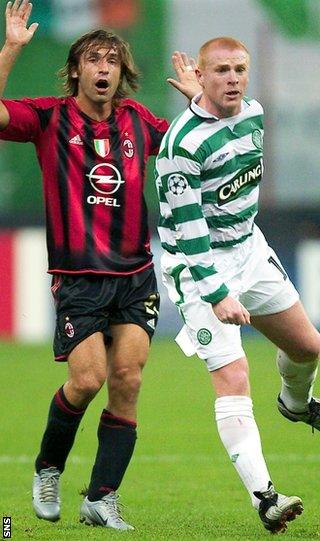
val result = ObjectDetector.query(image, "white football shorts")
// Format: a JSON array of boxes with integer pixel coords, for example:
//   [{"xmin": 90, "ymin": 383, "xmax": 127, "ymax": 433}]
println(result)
[{"xmin": 161, "ymin": 225, "xmax": 299, "ymax": 372}]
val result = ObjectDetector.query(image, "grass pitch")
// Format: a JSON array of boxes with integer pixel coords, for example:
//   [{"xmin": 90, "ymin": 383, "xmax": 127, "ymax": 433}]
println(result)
[{"xmin": 1, "ymin": 337, "xmax": 320, "ymax": 540}]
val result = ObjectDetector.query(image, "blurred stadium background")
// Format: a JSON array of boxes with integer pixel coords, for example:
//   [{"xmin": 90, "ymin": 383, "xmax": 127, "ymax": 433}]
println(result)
[
  {"xmin": 0, "ymin": 0, "xmax": 320, "ymax": 340},
  {"xmin": 2, "ymin": 2, "xmax": 320, "ymax": 539}
]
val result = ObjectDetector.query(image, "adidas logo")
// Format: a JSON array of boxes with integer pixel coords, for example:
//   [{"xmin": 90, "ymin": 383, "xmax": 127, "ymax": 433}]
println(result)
[
  {"xmin": 69, "ymin": 134, "xmax": 83, "ymax": 145},
  {"xmin": 147, "ymin": 318, "xmax": 156, "ymax": 330}
]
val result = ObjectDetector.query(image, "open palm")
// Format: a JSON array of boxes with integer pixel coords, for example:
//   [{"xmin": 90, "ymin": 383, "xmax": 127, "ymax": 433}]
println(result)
[
  {"xmin": 6, "ymin": 0, "xmax": 38, "ymax": 46},
  {"xmin": 167, "ymin": 51, "xmax": 201, "ymax": 100}
]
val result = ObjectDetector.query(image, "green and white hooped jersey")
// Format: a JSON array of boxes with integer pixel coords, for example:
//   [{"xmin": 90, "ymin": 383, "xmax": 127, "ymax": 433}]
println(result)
[{"xmin": 155, "ymin": 94, "xmax": 264, "ymax": 305}]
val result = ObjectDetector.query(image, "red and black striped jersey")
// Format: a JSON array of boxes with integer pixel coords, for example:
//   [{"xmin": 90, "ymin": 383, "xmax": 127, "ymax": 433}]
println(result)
[{"xmin": 0, "ymin": 96, "xmax": 169, "ymax": 275}]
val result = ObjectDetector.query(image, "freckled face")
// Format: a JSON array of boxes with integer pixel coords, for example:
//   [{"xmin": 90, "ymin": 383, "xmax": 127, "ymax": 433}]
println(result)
[{"xmin": 196, "ymin": 46, "xmax": 249, "ymax": 118}]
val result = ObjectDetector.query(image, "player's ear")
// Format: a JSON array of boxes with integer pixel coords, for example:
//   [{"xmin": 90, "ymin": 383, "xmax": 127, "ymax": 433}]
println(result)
[
  {"xmin": 196, "ymin": 68, "xmax": 204, "ymax": 87},
  {"xmin": 71, "ymin": 67, "xmax": 79, "ymax": 79}
]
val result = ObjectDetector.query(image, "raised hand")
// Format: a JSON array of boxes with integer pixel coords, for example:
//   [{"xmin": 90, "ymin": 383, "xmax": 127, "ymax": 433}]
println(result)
[
  {"xmin": 167, "ymin": 51, "xmax": 201, "ymax": 100},
  {"xmin": 5, "ymin": 0, "xmax": 38, "ymax": 47}
]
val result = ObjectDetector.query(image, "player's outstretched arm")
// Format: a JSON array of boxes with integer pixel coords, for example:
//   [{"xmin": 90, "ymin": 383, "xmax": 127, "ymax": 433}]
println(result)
[
  {"xmin": 0, "ymin": 0, "xmax": 38, "ymax": 128},
  {"xmin": 167, "ymin": 51, "xmax": 201, "ymax": 100}
]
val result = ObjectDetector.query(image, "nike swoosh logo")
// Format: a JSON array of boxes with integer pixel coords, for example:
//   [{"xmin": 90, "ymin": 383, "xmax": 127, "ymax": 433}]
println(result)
[{"xmin": 95, "ymin": 510, "xmax": 108, "ymax": 525}]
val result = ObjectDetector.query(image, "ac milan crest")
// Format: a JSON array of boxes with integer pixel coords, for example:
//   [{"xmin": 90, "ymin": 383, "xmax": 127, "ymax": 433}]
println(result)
[
  {"xmin": 122, "ymin": 138, "xmax": 134, "ymax": 158},
  {"xmin": 65, "ymin": 321, "xmax": 75, "ymax": 338}
]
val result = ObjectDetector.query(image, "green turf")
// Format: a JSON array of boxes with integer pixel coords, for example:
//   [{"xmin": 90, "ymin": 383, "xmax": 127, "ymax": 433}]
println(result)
[{"xmin": 1, "ymin": 337, "xmax": 320, "ymax": 540}]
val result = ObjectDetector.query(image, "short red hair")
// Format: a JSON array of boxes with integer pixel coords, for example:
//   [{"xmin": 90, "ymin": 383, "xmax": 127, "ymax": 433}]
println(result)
[{"xmin": 198, "ymin": 37, "xmax": 250, "ymax": 68}]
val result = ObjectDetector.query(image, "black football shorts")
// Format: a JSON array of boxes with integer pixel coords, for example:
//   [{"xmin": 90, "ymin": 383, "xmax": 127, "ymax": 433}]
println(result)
[{"xmin": 51, "ymin": 267, "xmax": 160, "ymax": 361}]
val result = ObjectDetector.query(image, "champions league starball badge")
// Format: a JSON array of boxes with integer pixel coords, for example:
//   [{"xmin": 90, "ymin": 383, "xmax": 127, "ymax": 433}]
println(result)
[{"xmin": 168, "ymin": 173, "xmax": 189, "ymax": 196}]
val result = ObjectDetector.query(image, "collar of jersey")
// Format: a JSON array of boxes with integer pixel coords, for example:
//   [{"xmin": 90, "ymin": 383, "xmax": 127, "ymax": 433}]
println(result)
[{"xmin": 189, "ymin": 92, "xmax": 249, "ymax": 121}]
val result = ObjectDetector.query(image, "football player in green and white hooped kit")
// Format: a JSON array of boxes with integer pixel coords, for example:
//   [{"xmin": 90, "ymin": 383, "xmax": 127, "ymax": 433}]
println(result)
[{"xmin": 155, "ymin": 36, "xmax": 320, "ymax": 534}]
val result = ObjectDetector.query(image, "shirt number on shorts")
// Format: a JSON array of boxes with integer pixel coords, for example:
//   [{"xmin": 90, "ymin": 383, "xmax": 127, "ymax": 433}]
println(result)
[{"xmin": 268, "ymin": 256, "xmax": 287, "ymax": 281}]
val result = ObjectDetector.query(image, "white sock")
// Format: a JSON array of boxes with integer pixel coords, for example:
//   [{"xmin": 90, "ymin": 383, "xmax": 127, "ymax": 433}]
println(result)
[
  {"xmin": 277, "ymin": 350, "xmax": 318, "ymax": 412},
  {"xmin": 215, "ymin": 395, "xmax": 271, "ymax": 508}
]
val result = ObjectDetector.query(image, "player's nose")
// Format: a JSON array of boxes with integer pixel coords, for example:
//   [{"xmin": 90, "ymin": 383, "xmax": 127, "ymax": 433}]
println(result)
[
  {"xmin": 229, "ymin": 70, "xmax": 239, "ymax": 83},
  {"xmin": 97, "ymin": 58, "xmax": 109, "ymax": 72}
]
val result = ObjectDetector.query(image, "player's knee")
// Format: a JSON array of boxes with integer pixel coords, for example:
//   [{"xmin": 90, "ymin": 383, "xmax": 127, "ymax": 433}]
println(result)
[
  {"xmin": 213, "ymin": 365, "xmax": 249, "ymax": 395},
  {"xmin": 228, "ymin": 368, "xmax": 249, "ymax": 394},
  {"xmin": 108, "ymin": 366, "xmax": 142, "ymax": 401},
  {"xmin": 71, "ymin": 372, "xmax": 105, "ymax": 400},
  {"xmin": 212, "ymin": 357, "xmax": 249, "ymax": 396},
  {"xmin": 286, "ymin": 327, "xmax": 320, "ymax": 363}
]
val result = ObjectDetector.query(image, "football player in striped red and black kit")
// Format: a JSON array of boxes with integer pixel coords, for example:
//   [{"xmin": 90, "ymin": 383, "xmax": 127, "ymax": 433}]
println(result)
[{"xmin": 0, "ymin": 0, "xmax": 199, "ymax": 530}]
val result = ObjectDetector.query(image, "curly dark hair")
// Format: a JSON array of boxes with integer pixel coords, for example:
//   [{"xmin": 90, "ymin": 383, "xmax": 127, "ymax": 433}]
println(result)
[{"xmin": 58, "ymin": 29, "xmax": 140, "ymax": 104}]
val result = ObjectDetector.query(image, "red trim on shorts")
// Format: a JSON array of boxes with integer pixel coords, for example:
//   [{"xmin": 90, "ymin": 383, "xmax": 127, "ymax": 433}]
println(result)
[{"xmin": 54, "ymin": 354, "xmax": 68, "ymax": 362}]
